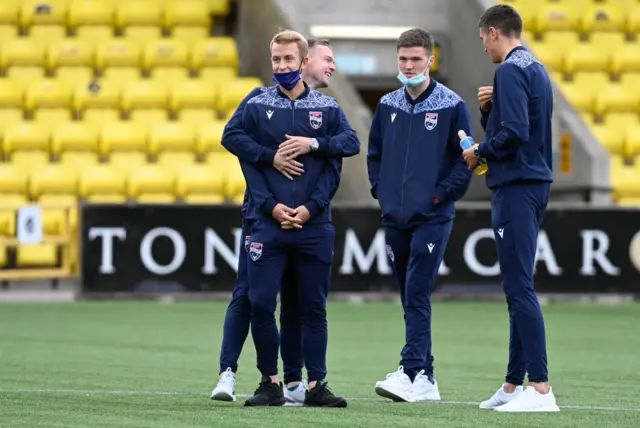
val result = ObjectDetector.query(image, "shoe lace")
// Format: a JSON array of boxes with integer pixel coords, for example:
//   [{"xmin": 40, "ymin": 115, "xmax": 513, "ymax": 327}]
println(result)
[
  {"xmin": 386, "ymin": 366, "xmax": 405, "ymax": 380},
  {"xmin": 253, "ymin": 380, "xmax": 274, "ymax": 396},
  {"xmin": 317, "ymin": 382, "xmax": 335, "ymax": 398},
  {"xmin": 413, "ymin": 370, "xmax": 432, "ymax": 386},
  {"xmin": 219, "ymin": 368, "xmax": 235, "ymax": 387}
]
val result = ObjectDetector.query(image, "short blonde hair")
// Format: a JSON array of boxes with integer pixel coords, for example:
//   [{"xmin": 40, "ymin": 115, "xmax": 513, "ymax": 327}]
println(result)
[{"xmin": 270, "ymin": 30, "xmax": 308, "ymax": 59}]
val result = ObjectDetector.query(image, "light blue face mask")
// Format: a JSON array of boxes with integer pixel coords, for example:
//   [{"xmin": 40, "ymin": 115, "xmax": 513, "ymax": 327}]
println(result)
[{"xmin": 397, "ymin": 64, "xmax": 430, "ymax": 88}]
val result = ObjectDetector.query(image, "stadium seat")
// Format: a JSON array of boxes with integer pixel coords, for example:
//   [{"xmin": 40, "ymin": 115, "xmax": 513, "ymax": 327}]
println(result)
[
  {"xmin": 148, "ymin": 122, "xmax": 195, "ymax": 154},
  {"xmin": 580, "ymin": 112, "xmax": 595, "ymax": 127},
  {"xmin": 620, "ymin": 72, "xmax": 640, "ymax": 89},
  {"xmin": 556, "ymin": 83, "xmax": 594, "ymax": 113},
  {"xmin": 627, "ymin": 5, "xmax": 640, "ymax": 34},
  {"xmin": 157, "ymin": 151, "xmax": 196, "ymax": 173},
  {"xmin": 47, "ymin": 38, "xmax": 93, "ymax": 70},
  {"xmin": 535, "ymin": 3, "xmax": 579, "ymax": 33},
  {"xmin": 497, "ymin": 1, "xmax": 537, "ymax": 31},
  {"xmin": 589, "ymin": 122, "xmax": 624, "ymax": 154},
  {"xmin": 164, "ymin": 0, "xmax": 209, "ymax": 27},
  {"xmin": 76, "ymin": 26, "xmax": 113, "ymax": 46},
  {"xmin": 16, "ymin": 244, "xmax": 58, "ymax": 267},
  {"xmin": 605, "ymin": 112, "xmax": 638, "ymax": 128},
  {"xmin": 29, "ymin": 164, "xmax": 77, "ymax": 200},
  {"xmin": 0, "ymin": 165, "xmax": 28, "ymax": 201},
  {"xmin": 130, "ymin": 109, "xmax": 169, "ymax": 126},
  {"xmin": 542, "ymin": 31, "xmax": 579, "ymax": 47},
  {"xmin": 124, "ymin": 26, "xmax": 163, "ymax": 48},
  {"xmin": 191, "ymin": 38, "xmax": 239, "ymax": 71},
  {"xmin": 108, "ymin": 151, "xmax": 147, "ymax": 173},
  {"xmin": 595, "ymin": 83, "xmax": 639, "ymax": 116},
  {"xmin": 611, "ymin": 44, "xmax": 640, "ymax": 75},
  {"xmin": 80, "ymin": 165, "xmax": 127, "ymax": 202},
  {"xmin": 1, "ymin": 38, "xmax": 45, "ymax": 68},
  {"xmin": 624, "ymin": 124, "xmax": 640, "ymax": 157},
  {"xmin": 19, "ymin": 1, "xmax": 67, "ymax": 27},
  {"xmin": 95, "ymin": 39, "xmax": 141, "ymax": 69},
  {"xmin": 176, "ymin": 164, "xmax": 225, "ymax": 203},
  {"xmin": 178, "ymin": 109, "xmax": 217, "ymax": 125},
  {"xmin": 589, "ymin": 32, "xmax": 626, "ymax": 52},
  {"xmin": 11, "ymin": 151, "xmax": 49, "ymax": 173},
  {"xmin": 218, "ymin": 77, "xmax": 264, "ymax": 113},
  {"xmin": 225, "ymin": 160, "xmax": 245, "ymax": 202},
  {"xmin": 200, "ymin": 67, "xmax": 236, "ymax": 88},
  {"xmin": 51, "ymin": 123, "xmax": 99, "ymax": 155},
  {"xmin": 0, "ymin": 109, "xmax": 24, "ymax": 137},
  {"xmin": 573, "ymin": 72, "xmax": 610, "ymax": 89},
  {"xmin": 60, "ymin": 151, "xmax": 99, "ymax": 174},
  {"xmin": 0, "ymin": 79, "xmax": 24, "ymax": 109},
  {"xmin": 121, "ymin": 81, "xmax": 167, "ymax": 111},
  {"xmin": 0, "ymin": 25, "xmax": 18, "ymax": 40},
  {"xmin": 580, "ymin": 3, "xmax": 624, "ymax": 33},
  {"xmin": 101, "ymin": 68, "xmax": 140, "ymax": 90},
  {"xmin": 0, "ymin": 4, "xmax": 18, "ymax": 25},
  {"xmin": 100, "ymin": 122, "xmax": 147, "ymax": 154},
  {"xmin": 34, "ymin": 109, "xmax": 73, "ymax": 132},
  {"xmin": 25, "ymin": 79, "xmax": 72, "ymax": 112},
  {"xmin": 172, "ymin": 26, "xmax": 209, "ymax": 43},
  {"xmin": 83, "ymin": 108, "xmax": 121, "ymax": 125},
  {"xmin": 208, "ymin": 0, "xmax": 230, "ymax": 16},
  {"xmin": 128, "ymin": 165, "xmax": 176, "ymax": 203},
  {"xmin": 150, "ymin": 68, "xmax": 191, "ymax": 88},
  {"xmin": 197, "ymin": 122, "xmax": 226, "ymax": 154},
  {"xmin": 73, "ymin": 82, "xmax": 121, "ymax": 114},
  {"xmin": 57, "ymin": 67, "xmax": 94, "ymax": 88},
  {"xmin": 116, "ymin": 1, "xmax": 162, "ymax": 27},
  {"xmin": 170, "ymin": 80, "xmax": 216, "ymax": 112},
  {"xmin": 67, "ymin": 0, "xmax": 114, "ymax": 27},
  {"xmin": 29, "ymin": 25, "xmax": 67, "ymax": 44},
  {"xmin": 3, "ymin": 122, "xmax": 50, "ymax": 154},
  {"xmin": 0, "ymin": 193, "xmax": 26, "ymax": 238},
  {"xmin": 564, "ymin": 44, "xmax": 609, "ymax": 75},
  {"xmin": 526, "ymin": 41, "xmax": 564, "ymax": 71},
  {"xmin": 143, "ymin": 39, "xmax": 189, "ymax": 75}
]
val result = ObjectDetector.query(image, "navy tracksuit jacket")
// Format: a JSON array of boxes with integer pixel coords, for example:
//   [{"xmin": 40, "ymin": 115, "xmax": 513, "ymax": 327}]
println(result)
[
  {"xmin": 367, "ymin": 79, "xmax": 472, "ymax": 379},
  {"xmin": 477, "ymin": 46, "xmax": 554, "ymax": 384},
  {"xmin": 238, "ymin": 83, "xmax": 359, "ymax": 381},
  {"xmin": 219, "ymin": 85, "xmax": 359, "ymax": 383}
]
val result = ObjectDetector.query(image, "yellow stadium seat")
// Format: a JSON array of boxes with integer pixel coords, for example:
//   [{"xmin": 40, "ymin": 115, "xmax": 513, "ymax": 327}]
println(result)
[
  {"xmin": 149, "ymin": 122, "xmax": 195, "ymax": 154},
  {"xmin": 164, "ymin": 0, "xmax": 209, "ymax": 27},
  {"xmin": 191, "ymin": 38, "xmax": 239, "ymax": 71},
  {"xmin": 96, "ymin": 39, "xmax": 140, "ymax": 69},
  {"xmin": 123, "ymin": 26, "xmax": 162, "ymax": 48},
  {"xmin": 67, "ymin": 0, "xmax": 114, "ymax": 27},
  {"xmin": 535, "ymin": 3, "xmax": 579, "ymax": 33},
  {"xmin": 59, "ymin": 151, "xmax": 99, "ymax": 174},
  {"xmin": 563, "ymin": 44, "xmax": 609, "ymax": 75},
  {"xmin": 83, "ymin": 108, "xmax": 121, "ymax": 125},
  {"xmin": 29, "ymin": 164, "xmax": 77, "ymax": 199},
  {"xmin": 542, "ymin": 31, "xmax": 579, "ymax": 47},
  {"xmin": 590, "ymin": 122, "xmax": 624, "ymax": 154},
  {"xmin": 51, "ymin": 122, "xmax": 99, "ymax": 155},
  {"xmin": 101, "ymin": 68, "xmax": 140, "ymax": 90},
  {"xmin": 108, "ymin": 151, "xmax": 147, "ymax": 173},
  {"xmin": 6, "ymin": 67, "xmax": 45, "ymax": 85},
  {"xmin": 605, "ymin": 112, "xmax": 638, "ymax": 128},
  {"xmin": 621, "ymin": 72, "xmax": 640, "ymax": 88},
  {"xmin": 0, "ymin": 79, "xmax": 24, "ymax": 108},
  {"xmin": 100, "ymin": 122, "xmax": 147, "ymax": 154},
  {"xmin": 627, "ymin": 5, "xmax": 640, "ymax": 34},
  {"xmin": 25, "ymin": 79, "xmax": 71, "ymax": 111},
  {"xmin": 170, "ymin": 80, "xmax": 216, "ymax": 112},
  {"xmin": 197, "ymin": 121, "xmax": 225, "ymax": 154},
  {"xmin": 80, "ymin": 165, "xmax": 127, "ymax": 202},
  {"xmin": 150, "ymin": 68, "xmax": 191, "ymax": 88},
  {"xmin": 580, "ymin": 4, "xmax": 624, "ymax": 33},
  {"xmin": 143, "ymin": 38, "xmax": 189, "ymax": 69},
  {"xmin": 611, "ymin": 44, "xmax": 640, "ymax": 75},
  {"xmin": 116, "ymin": 1, "xmax": 162, "ymax": 27},
  {"xmin": 11, "ymin": 150, "xmax": 49, "ymax": 171},
  {"xmin": 589, "ymin": 32, "xmax": 626, "ymax": 51},
  {"xmin": 0, "ymin": 109, "xmax": 24, "ymax": 137},
  {"xmin": 520, "ymin": 30, "xmax": 534, "ymax": 43},
  {"xmin": 224, "ymin": 159, "xmax": 245, "ymax": 200},
  {"xmin": 29, "ymin": 25, "xmax": 67, "ymax": 44},
  {"xmin": 580, "ymin": 112, "xmax": 595, "ymax": 127},
  {"xmin": 129, "ymin": 109, "xmax": 168, "ymax": 126},
  {"xmin": 0, "ymin": 25, "xmax": 18, "ymax": 40},
  {"xmin": 73, "ymin": 82, "xmax": 121, "ymax": 113},
  {"xmin": 218, "ymin": 77, "xmax": 264, "ymax": 113},
  {"xmin": 0, "ymin": 165, "xmax": 27, "ymax": 197},
  {"xmin": 16, "ymin": 244, "xmax": 58, "ymax": 268},
  {"xmin": 624, "ymin": 124, "xmax": 640, "ymax": 157},
  {"xmin": 178, "ymin": 109, "xmax": 216, "ymax": 124},
  {"xmin": 121, "ymin": 80, "xmax": 167, "ymax": 111},
  {"xmin": 19, "ymin": 1, "xmax": 67, "ymax": 27},
  {"xmin": 208, "ymin": 0, "xmax": 230, "ymax": 16},
  {"xmin": 76, "ymin": 25, "xmax": 113, "ymax": 46},
  {"xmin": 200, "ymin": 67, "xmax": 236, "ymax": 87},
  {"xmin": 0, "ymin": 193, "xmax": 27, "ymax": 238},
  {"xmin": 0, "ymin": 4, "xmax": 18, "ymax": 24},
  {"xmin": 57, "ymin": 67, "xmax": 94, "ymax": 87},
  {"xmin": 3, "ymin": 122, "xmax": 49, "ymax": 154},
  {"xmin": 573, "ymin": 72, "xmax": 610, "ymax": 89},
  {"xmin": 176, "ymin": 164, "xmax": 225, "ymax": 202},
  {"xmin": 47, "ymin": 39, "xmax": 93, "ymax": 69},
  {"xmin": 1, "ymin": 38, "xmax": 44, "ymax": 67},
  {"xmin": 595, "ymin": 83, "xmax": 638, "ymax": 115},
  {"xmin": 522, "ymin": 41, "xmax": 564, "ymax": 71},
  {"xmin": 34, "ymin": 108, "xmax": 72, "ymax": 131},
  {"xmin": 157, "ymin": 151, "xmax": 196, "ymax": 173},
  {"xmin": 172, "ymin": 26, "xmax": 208, "ymax": 43},
  {"xmin": 128, "ymin": 165, "xmax": 175, "ymax": 203}
]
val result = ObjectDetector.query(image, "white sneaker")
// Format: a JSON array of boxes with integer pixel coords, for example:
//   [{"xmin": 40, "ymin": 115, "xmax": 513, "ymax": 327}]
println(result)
[
  {"xmin": 494, "ymin": 386, "xmax": 560, "ymax": 412},
  {"xmin": 210, "ymin": 367, "xmax": 236, "ymax": 402},
  {"xmin": 374, "ymin": 366, "xmax": 414, "ymax": 402},
  {"xmin": 283, "ymin": 381, "xmax": 307, "ymax": 406},
  {"xmin": 412, "ymin": 370, "xmax": 441, "ymax": 401},
  {"xmin": 479, "ymin": 384, "xmax": 523, "ymax": 409}
]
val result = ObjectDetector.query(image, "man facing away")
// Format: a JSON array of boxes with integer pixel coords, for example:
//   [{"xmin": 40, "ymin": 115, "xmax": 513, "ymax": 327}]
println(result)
[
  {"xmin": 210, "ymin": 38, "xmax": 357, "ymax": 406},
  {"xmin": 239, "ymin": 30, "xmax": 358, "ymax": 407},
  {"xmin": 367, "ymin": 28, "xmax": 473, "ymax": 403},
  {"xmin": 461, "ymin": 4, "xmax": 559, "ymax": 413}
]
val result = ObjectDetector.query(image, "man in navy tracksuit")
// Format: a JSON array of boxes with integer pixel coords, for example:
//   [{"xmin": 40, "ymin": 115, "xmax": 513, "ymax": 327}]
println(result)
[
  {"xmin": 462, "ymin": 5, "xmax": 559, "ymax": 412},
  {"xmin": 367, "ymin": 28, "xmax": 473, "ymax": 403},
  {"xmin": 240, "ymin": 30, "xmax": 357, "ymax": 407},
  {"xmin": 210, "ymin": 39, "xmax": 355, "ymax": 406}
]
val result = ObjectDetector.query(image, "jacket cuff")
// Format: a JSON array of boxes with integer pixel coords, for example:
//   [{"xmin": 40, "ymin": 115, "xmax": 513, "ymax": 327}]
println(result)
[
  {"xmin": 477, "ymin": 141, "xmax": 490, "ymax": 159},
  {"xmin": 304, "ymin": 200, "xmax": 323, "ymax": 219},
  {"xmin": 316, "ymin": 137, "xmax": 330, "ymax": 154},
  {"xmin": 434, "ymin": 185, "xmax": 448, "ymax": 205},
  {"xmin": 260, "ymin": 197, "xmax": 278, "ymax": 217},
  {"xmin": 259, "ymin": 148, "xmax": 277, "ymax": 165}
]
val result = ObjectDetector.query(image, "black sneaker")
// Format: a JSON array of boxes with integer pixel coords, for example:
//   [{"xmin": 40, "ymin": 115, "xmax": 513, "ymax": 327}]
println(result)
[
  {"xmin": 244, "ymin": 377, "xmax": 285, "ymax": 407},
  {"xmin": 304, "ymin": 381, "xmax": 347, "ymax": 408}
]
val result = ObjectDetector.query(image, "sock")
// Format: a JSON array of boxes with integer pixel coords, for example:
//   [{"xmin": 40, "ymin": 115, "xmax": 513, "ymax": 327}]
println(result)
[{"xmin": 287, "ymin": 385, "xmax": 300, "ymax": 392}]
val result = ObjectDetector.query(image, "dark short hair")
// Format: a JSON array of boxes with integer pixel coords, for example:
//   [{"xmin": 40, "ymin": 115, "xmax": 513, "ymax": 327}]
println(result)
[
  {"xmin": 396, "ymin": 28, "xmax": 434, "ymax": 56},
  {"xmin": 478, "ymin": 4, "xmax": 523, "ymax": 38},
  {"xmin": 308, "ymin": 38, "xmax": 332, "ymax": 53}
]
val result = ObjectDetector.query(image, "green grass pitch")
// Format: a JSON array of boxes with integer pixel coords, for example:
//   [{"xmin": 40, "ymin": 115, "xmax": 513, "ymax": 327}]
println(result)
[{"xmin": 1, "ymin": 301, "xmax": 639, "ymax": 427}]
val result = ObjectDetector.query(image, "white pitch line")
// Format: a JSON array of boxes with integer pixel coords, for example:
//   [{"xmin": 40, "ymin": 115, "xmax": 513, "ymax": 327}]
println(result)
[{"xmin": 1, "ymin": 389, "xmax": 639, "ymax": 413}]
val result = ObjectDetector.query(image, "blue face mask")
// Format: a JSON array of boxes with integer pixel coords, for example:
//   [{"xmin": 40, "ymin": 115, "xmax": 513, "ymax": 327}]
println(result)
[
  {"xmin": 273, "ymin": 69, "xmax": 302, "ymax": 91},
  {"xmin": 397, "ymin": 64, "xmax": 430, "ymax": 88}
]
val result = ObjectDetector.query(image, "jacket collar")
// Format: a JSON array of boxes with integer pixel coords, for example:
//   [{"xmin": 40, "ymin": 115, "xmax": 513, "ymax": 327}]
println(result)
[
  {"xmin": 403, "ymin": 78, "xmax": 437, "ymax": 106},
  {"xmin": 276, "ymin": 81, "xmax": 311, "ymax": 100}
]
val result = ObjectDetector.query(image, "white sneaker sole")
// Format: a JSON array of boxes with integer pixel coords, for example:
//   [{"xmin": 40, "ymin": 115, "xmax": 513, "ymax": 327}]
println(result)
[
  {"xmin": 210, "ymin": 390, "xmax": 236, "ymax": 402},
  {"xmin": 412, "ymin": 392, "xmax": 441, "ymax": 402},
  {"xmin": 495, "ymin": 404, "xmax": 560, "ymax": 413},
  {"xmin": 375, "ymin": 384, "xmax": 413, "ymax": 402},
  {"xmin": 284, "ymin": 401, "xmax": 305, "ymax": 407}
]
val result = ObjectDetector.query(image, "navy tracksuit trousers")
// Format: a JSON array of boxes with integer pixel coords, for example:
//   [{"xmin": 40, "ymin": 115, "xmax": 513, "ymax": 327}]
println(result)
[
  {"xmin": 384, "ymin": 220, "xmax": 452, "ymax": 381},
  {"xmin": 218, "ymin": 219, "xmax": 304, "ymax": 384},
  {"xmin": 248, "ymin": 220, "xmax": 334, "ymax": 382},
  {"xmin": 491, "ymin": 181, "xmax": 551, "ymax": 384}
]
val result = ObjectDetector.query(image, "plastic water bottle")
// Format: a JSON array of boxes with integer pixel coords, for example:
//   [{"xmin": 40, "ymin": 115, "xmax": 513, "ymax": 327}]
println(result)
[{"xmin": 458, "ymin": 130, "xmax": 488, "ymax": 176}]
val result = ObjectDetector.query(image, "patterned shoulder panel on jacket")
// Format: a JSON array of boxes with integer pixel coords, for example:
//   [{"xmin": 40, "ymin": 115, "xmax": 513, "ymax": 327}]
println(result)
[
  {"xmin": 246, "ymin": 87, "xmax": 340, "ymax": 110},
  {"xmin": 504, "ymin": 49, "xmax": 540, "ymax": 69},
  {"xmin": 379, "ymin": 84, "xmax": 462, "ymax": 114}
]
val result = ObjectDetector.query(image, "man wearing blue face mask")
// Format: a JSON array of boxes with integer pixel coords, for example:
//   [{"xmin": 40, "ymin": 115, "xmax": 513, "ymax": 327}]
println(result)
[{"xmin": 367, "ymin": 28, "xmax": 473, "ymax": 403}]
